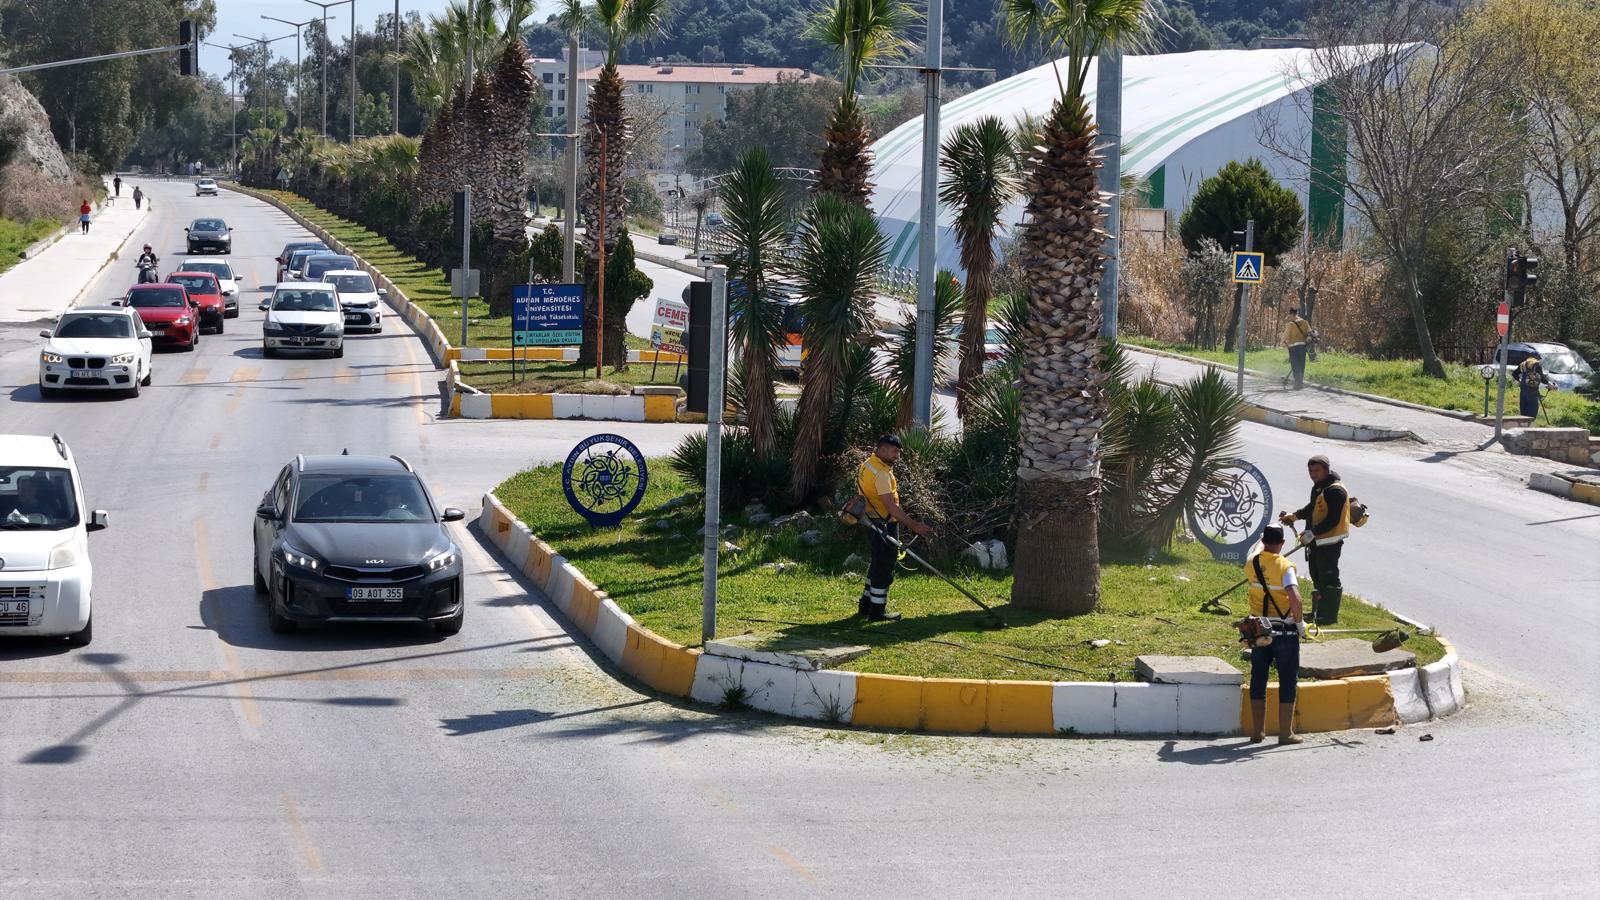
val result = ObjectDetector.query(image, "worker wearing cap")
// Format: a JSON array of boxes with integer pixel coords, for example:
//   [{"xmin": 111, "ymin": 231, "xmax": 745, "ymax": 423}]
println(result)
[
  {"xmin": 856, "ymin": 434, "xmax": 930, "ymax": 622},
  {"xmin": 1280, "ymin": 454, "xmax": 1350, "ymax": 625},
  {"xmin": 1282, "ymin": 309, "xmax": 1312, "ymax": 390},
  {"xmin": 1244, "ymin": 525, "xmax": 1306, "ymax": 746},
  {"xmin": 1516, "ymin": 355, "xmax": 1555, "ymax": 418}
]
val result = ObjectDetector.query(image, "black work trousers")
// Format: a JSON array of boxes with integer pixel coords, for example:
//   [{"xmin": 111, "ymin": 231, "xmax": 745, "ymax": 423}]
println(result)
[
  {"xmin": 1288, "ymin": 345, "xmax": 1307, "ymax": 389},
  {"xmin": 864, "ymin": 519, "xmax": 899, "ymax": 606},
  {"xmin": 1250, "ymin": 632, "xmax": 1300, "ymax": 702},
  {"xmin": 1306, "ymin": 540, "xmax": 1343, "ymax": 594}
]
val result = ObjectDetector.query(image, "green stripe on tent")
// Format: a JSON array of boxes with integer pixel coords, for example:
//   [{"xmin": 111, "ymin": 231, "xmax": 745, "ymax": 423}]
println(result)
[
  {"xmin": 885, "ymin": 220, "xmax": 917, "ymax": 269},
  {"xmin": 1122, "ymin": 74, "xmax": 1286, "ymax": 170}
]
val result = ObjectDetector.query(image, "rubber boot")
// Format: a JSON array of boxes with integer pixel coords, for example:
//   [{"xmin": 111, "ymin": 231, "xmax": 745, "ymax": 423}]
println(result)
[
  {"xmin": 1278, "ymin": 702, "xmax": 1303, "ymax": 745},
  {"xmin": 1315, "ymin": 589, "xmax": 1342, "ymax": 626},
  {"xmin": 1247, "ymin": 699, "xmax": 1267, "ymax": 744}
]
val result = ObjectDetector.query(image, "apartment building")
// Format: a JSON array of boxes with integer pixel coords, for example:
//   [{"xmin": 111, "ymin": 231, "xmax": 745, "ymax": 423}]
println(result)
[{"xmin": 527, "ymin": 46, "xmax": 604, "ymax": 122}]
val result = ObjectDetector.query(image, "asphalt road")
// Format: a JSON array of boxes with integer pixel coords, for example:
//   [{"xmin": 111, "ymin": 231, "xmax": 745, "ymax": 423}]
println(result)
[{"xmin": 0, "ymin": 182, "xmax": 1594, "ymax": 898}]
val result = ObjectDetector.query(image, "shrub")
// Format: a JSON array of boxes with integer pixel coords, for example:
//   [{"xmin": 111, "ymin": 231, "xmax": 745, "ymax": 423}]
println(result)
[{"xmin": 1178, "ymin": 158, "xmax": 1304, "ymax": 265}]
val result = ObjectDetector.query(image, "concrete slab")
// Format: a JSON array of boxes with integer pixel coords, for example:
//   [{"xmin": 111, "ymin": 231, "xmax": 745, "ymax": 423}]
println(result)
[
  {"xmin": 1299, "ymin": 639, "xmax": 1416, "ymax": 679},
  {"xmin": 1135, "ymin": 655, "xmax": 1243, "ymax": 685},
  {"xmin": 706, "ymin": 633, "xmax": 871, "ymax": 672}
]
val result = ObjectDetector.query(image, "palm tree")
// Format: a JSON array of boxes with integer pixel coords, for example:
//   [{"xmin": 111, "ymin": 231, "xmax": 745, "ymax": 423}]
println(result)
[
  {"xmin": 564, "ymin": 0, "xmax": 668, "ymax": 369},
  {"xmin": 720, "ymin": 147, "xmax": 792, "ymax": 460},
  {"xmin": 787, "ymin": 195, "xmax": 890, "ymax": 503},
  {"xmin": 886, "ymin": 271, "xmax": 961, "ymax": 427},
  {"xmin": 999, "ymin": 0, "xmax": 1160, "ymax": 614},
  {"xmin": 807, "ymin": 0, "xmax": 912, "ymax": 205},
  {"xmin": 938, "ymin": 117, "xmax": 1022, "ymax": 416}
]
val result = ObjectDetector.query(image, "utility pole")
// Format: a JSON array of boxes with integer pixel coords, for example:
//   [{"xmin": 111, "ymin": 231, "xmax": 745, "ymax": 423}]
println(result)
[
  {"xmin": 393, "ymin": 0, "xmax": 400, "ymax": 134},
  {"xmin": 263, "ymin": 15, "xmax": 326, "ymax": 132},
  {"xmin": 701, "ymin": 264, "xmax": 728, "ymax": 644},
  {"xmin": 350, "ymin": 0, "xmax": 358, "ymax": 141},
  {"xmin": 205, "ymin": 41, "xmax": 242, "ymax": 172},
  {"xmin": 1235, "ymin": 220, "xmax": 1255, "ymax": 394},
  {"xmin": 597, "ymin": 131, "xmax": 608, "ymax": 379},
  {"xmin": 910, "ymin": 0, "xmax": 944, "ymax": 429},
  {"xmin": 564, "ymin": 35, "xmax": 580, "ymax": 283},
  {"xmin": 1495, "ymin": 246, "xmax": 1514, "ymax": 439},
  {"xmin": 1096, "ymin": 49, "xmax": 1123, "ymax": 340},
  {"xmin": 234, "ymin": 33, "xmax": 296, "ymax": 123},
  {"xmin": 460, "ymin": 0, "xmax": 474, "ymax": 348}
]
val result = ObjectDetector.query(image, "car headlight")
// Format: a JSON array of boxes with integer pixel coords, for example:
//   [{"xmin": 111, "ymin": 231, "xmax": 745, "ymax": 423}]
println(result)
[
  {"xmin": 279, "ymin": 545, "xmax": 321, "ymax": 571},
  {"xmin": 424, "ymin": 549, "xmax": 459, "ymax": 572},
  {"xmin": 220, "ymin": 234, "xmax": 231, "ymax": 242},
  {"xmin": 321, "ymin": 324, "xmax": 343, "ymax": 335},
  {"xmin": 41, "ymin": 351, "xmax": 64, "ymax": 364},
  {"xmin": 263, "ymin": 320, "xmax": 286, "ymax": 334},
  {"xmin": 175, "ymin": 316, "xmax": 190, "ymax": 326},
  {"xmin": 48, "ymin": 540, "xmax": 80, "ymax": 570},
  {"xmin": 111, "ymin": 353, "xmax": 136, "ymax": 365}
]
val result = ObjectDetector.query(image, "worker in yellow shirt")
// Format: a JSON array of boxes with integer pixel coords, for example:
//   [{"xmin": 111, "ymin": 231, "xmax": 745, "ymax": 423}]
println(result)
[
  {"xmin": 1282, "ymin": 309, "xmax": 1312, "ymax": 390},
  {"xmin": 855, "ymin": 435, "xmax": 930, "ymax": 622},
  {"xmin": 1243, "ymin": 525, "xmax": 1306, "ymax": 746}
]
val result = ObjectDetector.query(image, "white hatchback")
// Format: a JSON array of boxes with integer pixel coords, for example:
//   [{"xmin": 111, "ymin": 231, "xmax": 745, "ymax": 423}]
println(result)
[
  {"xmin": 323, "ymin": 269, "xmax": 387, "ymax": 333},
  {"xmin": 261, "ymin": 283, "xmax": 344, "ymax": 358},
  {"xmin": 38, "ymin": 306, "xmax": 153, "ymax": 398},
  {"xmin": 0, "ymin": 434, "xmax": 109, "ymax": 646}
]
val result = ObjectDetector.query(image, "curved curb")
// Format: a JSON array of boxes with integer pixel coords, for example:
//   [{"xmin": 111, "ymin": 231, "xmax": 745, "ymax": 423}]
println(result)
[
  {"xmin": 1238, "ymin": 403, "xmax": 1417, "ymax": 443},
  {"xmin": 479, "ymin": 491, "xmax": 1466, "ymax": 737},
  {"xmin": 1529, "ymin": 472, "xmax": 1600, "ymax": 507}
]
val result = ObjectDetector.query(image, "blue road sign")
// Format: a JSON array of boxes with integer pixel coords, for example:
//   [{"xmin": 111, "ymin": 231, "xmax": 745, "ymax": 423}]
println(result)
[
  {"xmin": 513, "ymin": 283, "xmax": 584, "ymax": 346},
  {"xmin": 1232, "ymin": 252, "xmax": 1264, "ymax": 284},
  {"xmin": 562, "ymin": 434, "xmax": 649, "ymax": 529}
]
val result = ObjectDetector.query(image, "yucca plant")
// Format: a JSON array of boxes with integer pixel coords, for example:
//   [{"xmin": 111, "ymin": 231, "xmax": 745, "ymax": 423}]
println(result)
[
  {"xmin": 999, "ymin": 0, "xmax": 1161, "ymax": 614},
  {"xmin": 885, "ymin": 271, "xmax": 962, "ymax": 427},
  {"xmin": 720, "ymin": 147, "xmax": 792, "ymax": 460},
  {"xmin": 939, "ymin": 117, "xmax": 1022, "ymax": 415},
  {"xmin": 808, "ymin": 0, "xmax": 912, "ymax": 205},
  {"xmin": 787, "ymin": 195, "xmax": 890, "ymax": 503}
]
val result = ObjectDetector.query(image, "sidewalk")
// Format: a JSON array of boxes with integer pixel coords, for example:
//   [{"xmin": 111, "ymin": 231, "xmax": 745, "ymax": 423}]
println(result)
[{"xmin": 0, "ymin": 179, "xmax": 147, "ymax": 324}]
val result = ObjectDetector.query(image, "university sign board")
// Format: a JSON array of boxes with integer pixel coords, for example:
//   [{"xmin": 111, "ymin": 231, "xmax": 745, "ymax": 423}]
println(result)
[
  {"xmin": 650, "ymin": 298, "xmax": 689, "ymax": 355},
  {"xmin": 1231, "ymin": 252, "xmax": 1264, "ymax": 284},
  {"xmin": 512, "ymin": 283, "xmax": 584, "ymax": 346},
  {"xmin": 1186, "ymin": 460, "xmax": 1274, "ymax": 564}
]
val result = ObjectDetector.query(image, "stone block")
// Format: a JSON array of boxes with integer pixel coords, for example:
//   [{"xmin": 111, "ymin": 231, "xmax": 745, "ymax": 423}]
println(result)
[
  {"xmin": 592, "ymin": 598, "xmax": 633, "ymax": 665},
  {"xmin": 986, "ymin": 681, "xmax": 1054, "ymax": 734},
  {"xmin": 921, "ymin": 679, "xmax": 988, "ymax": 734},
  {"xmin": 1051, "ymin": 682, "xmax": 1115, "ymax": 735},
  {"xmin": 551, "ymin": 393, "xmax": 582, "ymax": 419},
  {"xmin": 1176, "ymin": 683, "xmax": 1242, "ymax": 735},
  {"xmin": 1418, "ymin": 659, "xmax": 1458, "ymax": 718},
  {"xmin": 791, "ymin": 669, "xmax": 857, "ymax": 723},
  {"xmin": 852, "ymin": 673, "xmax": 923, "ymax": 730},
  {"xmin": 1113, "ymin": 682, "xmax": 1179, "ymax": 734},
  {"xmin": 705, "ymin": 633, "xmax": 870, "ymax": 672},
  {"xmin": 690, "ymin": 655, "xmax": 795, "ymax": 714},
  {"xmin": 1293, "ymin": 681, "xmax": 1351, "ymax": 733},
  {"xmin": 1530, "ymin": 472, "xmax": 1574, "ymax": 499},
  {"xmin": 1135, "ymin": 655, "xmax": 1243, "ymax": 685},
  {"xmin": 1299, "ymin": 639, "xmax": 1416, "ymax": 679},
  {"xmin": 1387, "ymin": 668, "xmax": 1432, "ymax": 724},
  {"xmin": 1346, "ymin": 675, "xmax": 1398, "ymax": 729}
]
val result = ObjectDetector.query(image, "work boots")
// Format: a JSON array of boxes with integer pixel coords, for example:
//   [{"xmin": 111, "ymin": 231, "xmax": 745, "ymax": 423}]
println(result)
[
  {"xmin": 1278, "ymin": 702, "xmax": 1304, "ymax": 745},
  {"xmin": 1315, "ymin": 589, "xmax": 1343, "ymax": 625},
  {"xmin": 1247, "ymin": 699, "xmax": 1267, "ymax": 743}
]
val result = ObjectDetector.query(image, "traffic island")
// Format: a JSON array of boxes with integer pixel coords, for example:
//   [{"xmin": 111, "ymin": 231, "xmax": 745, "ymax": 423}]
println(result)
[{"xmin": 478, "ymin": 463, "xmax": 1466, "ymax": 738}]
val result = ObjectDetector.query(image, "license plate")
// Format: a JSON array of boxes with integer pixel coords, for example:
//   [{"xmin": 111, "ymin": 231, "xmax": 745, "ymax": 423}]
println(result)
[
  {"xmin": 348, "ymin": 587, "xmax": 404, "ymax": 601},
  {"xmin": 344, "ymin": 315, "xmax": 362, "ymax": 323},
  {"xmin": 67, "ymin": 376, "xmax": 99, "ymax": 383},
  {"xmin": 0, "ymin": 601, "xmax": 28, "ymax": 614}
]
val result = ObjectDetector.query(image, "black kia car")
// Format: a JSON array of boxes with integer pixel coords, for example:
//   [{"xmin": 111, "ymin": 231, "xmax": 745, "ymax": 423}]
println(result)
[
  {"xmin": 252, "ymin": 454, "xmax": 466, "ymax": 635},
  {"xmin": 185, "ymin": 217, "xmax": 232, "ymax": 254}
]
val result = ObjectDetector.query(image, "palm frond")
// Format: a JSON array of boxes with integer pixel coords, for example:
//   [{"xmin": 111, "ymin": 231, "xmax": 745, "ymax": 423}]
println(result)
[
  {"xmin": 807, "ymin": 0, "xmax": 915, "ymax": 98},
  {"xmin": 721, "ymin": 147, "xmax": 792, "ymax": 458}
]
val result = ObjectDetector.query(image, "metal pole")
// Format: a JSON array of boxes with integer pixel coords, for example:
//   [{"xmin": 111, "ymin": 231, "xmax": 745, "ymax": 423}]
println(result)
[
  {"xmin": 1495, "ymin": 246, "xmax": 1513, "ymax": 439},
  {"xmin": 1235, "ymin": 220, "xmax": 1254, "ymax": 394},
  {"xmin": 597, "ymin": 130, "xmax": 608, "ymax": 379},
  {"xmin": 1096, "ymin": 48, "xmax": 1123, "ymax": 340},
  {"xmin": 321, "ymin": 10, "xmax": 329, "ymax": 135},
  {"xmin": 701, "ymin": 264, "xmax": 728, "ymax": 645},
  {"xmin": 461, "ymin": 187, "xmax": 472, "ymax": 347},
  {"xmin": 296, "ymin": 31, "xmax": 303, "ymax": 128},
  {"xmin": 349, "ymin": 0, "xmax": 357, "ymax": 141},
  {"xmin": 393, "ymin": 0, "xmax": 400, "ymax": 134},
  {"xmin": 563, "ymin": 34, "xmax": 579, "ymax": 283},
  {"xmin": 910, "ymin": 0, "xmax": 944, "ymax": 429},
  {"xmin": 0, "ymin": 42, "xmax": 192, "ymax": 76}
]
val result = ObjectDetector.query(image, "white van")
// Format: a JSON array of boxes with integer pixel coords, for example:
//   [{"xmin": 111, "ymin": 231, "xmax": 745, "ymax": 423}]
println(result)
[{"xmin": 0, "ymin": 434, "xmax": 108, "ymax": 646}]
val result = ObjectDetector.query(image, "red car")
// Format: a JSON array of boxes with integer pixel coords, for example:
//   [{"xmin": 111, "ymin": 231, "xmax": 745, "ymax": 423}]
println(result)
[
  {"xmin": 167, "ymin": 271, "xmax": 226, "ymax": 334},
  {"xmin": 123, "ymin": 283, "xmax": 200, "ymax": 351}
]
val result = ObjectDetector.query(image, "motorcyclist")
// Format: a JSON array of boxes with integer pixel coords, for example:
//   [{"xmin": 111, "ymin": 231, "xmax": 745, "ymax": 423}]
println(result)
[{"xmin": 136, "ymin": 245, "xmax": 160, "ymax": 283}]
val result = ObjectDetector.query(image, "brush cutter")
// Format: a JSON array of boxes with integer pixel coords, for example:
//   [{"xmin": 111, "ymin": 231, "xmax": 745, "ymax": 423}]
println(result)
[
  {"xmin": 859, "ymin": 517, "xmax": 1006, "ymax": 628},
  {"xmin": 1306, "ymin": 623, "xmax": 1412, "ymax": 653}
]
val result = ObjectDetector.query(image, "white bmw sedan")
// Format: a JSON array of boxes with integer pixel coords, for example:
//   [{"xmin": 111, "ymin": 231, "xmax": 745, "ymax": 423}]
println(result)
[{"xmin": 38, "ymin": 306, "xmax": 153, "ymax": 399}]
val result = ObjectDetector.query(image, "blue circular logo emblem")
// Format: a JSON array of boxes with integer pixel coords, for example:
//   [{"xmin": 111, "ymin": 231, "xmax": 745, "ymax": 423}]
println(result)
[
  {"xmin": 1186, "ymin": 460, "xmax": 1273, "ymax": 563},
  {"xmin": 562, "ymin": 433, "xmax": 649, "ymax": 528}
]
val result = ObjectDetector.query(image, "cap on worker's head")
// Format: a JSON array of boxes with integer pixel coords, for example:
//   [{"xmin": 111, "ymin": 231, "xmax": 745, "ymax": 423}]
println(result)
[
  {"xmin": 1262, "ymin": 525, "xmax": 1285, "ymax": 545},
  {"xmin": 1308, "ymin": 454, "xmax": 1330, "ymax": 468},
  {"xmin": 877, "ymin": 433, "xmax": 903, "ymax": 449}
]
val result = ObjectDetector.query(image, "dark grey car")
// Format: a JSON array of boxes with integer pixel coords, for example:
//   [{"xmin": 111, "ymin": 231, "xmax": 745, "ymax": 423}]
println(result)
[
  {"xmin": 302, "ymin": 254, "xmax": 358, "ymax": 284},
  {"xmin": 186, "ymin": 218, "xmax": 232, "ymax": 254},
  {"xmin": 252, "ymin": 454, "xmax": 466, "ymax": 635}
]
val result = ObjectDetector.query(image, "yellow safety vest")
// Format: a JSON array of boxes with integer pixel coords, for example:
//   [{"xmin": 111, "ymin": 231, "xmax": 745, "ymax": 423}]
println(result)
[
  {"xmin": 1282, "ymin": 317, "xmax": 1310, "ymax": 348},
  {"xmin": 1246, "ymin": 551, "xmax": 1296, "ymax": 619},
  {"xmin": 1312, "ymin": 481, "xmax": 1352, "ymax": 544},
  {"xmin": 857, "ymin": 454, "xmax": 897, "ymax": 520}
]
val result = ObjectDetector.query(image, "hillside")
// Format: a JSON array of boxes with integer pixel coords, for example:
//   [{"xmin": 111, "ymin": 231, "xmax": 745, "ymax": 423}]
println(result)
[{"xmin": 0, "ymin": 74, "xmax": 84, "ymax": 223}]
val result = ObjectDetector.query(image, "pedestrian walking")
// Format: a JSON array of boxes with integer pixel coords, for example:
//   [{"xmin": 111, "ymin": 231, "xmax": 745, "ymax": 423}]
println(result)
[
  {"xmin": 1516, "ymin": 355, "xmax": 1555, "ymax": 419},
  {"xmin": 852, "ymin": 435, "xmax": 930, "ymax": 622},
  {"xmin": 1242, "ymin": 525, "xmax": 1306, "ymax": 746},
  {"xmin": 132, "ymin": 186, "xmax": 144, "ymax": 210},
  {"xmin": 78, "ymin": 199, "xmax": 92, "ymax": 234},
  {"xmin": 113, "ymin": 175, "xmax": 122, "ymax": 197},
  {"xmin": 1280, "ymin": 454, "xmax": 1350, "ymax": 625},
  {"xmin": 1282, "ymin": 308, "xmax": 1312, "ymax": 390}
]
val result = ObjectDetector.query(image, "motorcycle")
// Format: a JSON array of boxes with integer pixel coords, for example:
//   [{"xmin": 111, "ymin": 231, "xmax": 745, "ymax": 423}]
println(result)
[{"xmin": 137, "ymin": 262, "xmax": 160, "ymax": 284}]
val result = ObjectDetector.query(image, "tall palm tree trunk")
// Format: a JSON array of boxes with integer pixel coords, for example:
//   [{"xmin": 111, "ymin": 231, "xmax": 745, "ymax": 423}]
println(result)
[
  {"xmin": 814, "ymin": 97, "xmax": 874, "ymax": 206},
  {"xmin": 579, "ymin": 64, "xmax": 631, "ymax": 369},
  {"xmin": 1011, "ymin": 94, "xmax": 1108, "ymax": 614},
  {"xmin": 487, "ymin": 40, "xmax": 535, "ymax": 244},
  {"xmin": 956, "ymin": 254, "xmax": 994, "ymax": 416}
]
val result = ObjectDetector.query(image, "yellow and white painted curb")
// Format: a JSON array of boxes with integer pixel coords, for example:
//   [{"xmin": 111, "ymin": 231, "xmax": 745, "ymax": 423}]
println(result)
[
  {"xmin": 1529, "ymin": 472, "xmax": 1600, "ymax": 507},
  {"xmin": 447, "ymin": 360, "xmax": 681, "ymax": 422},
  {"xmin": 1238, "ymin": 404, "xmax": 1415, "ymax": 442},
  {"xmin": 479, "ymin": 492, "xmax": 1465, "ymax": 737}
]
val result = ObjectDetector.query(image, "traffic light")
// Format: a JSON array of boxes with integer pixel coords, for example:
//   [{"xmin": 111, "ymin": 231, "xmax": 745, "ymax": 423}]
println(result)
[
  {"xmin": 179, "ymin": 21, "xmax": 196, "ymax": 76},
  {"xmin": 1507, "ymin": 253, "xmax": 1540, "ymax": 309},
  {"xmin": 452, "ymin": 190, "xmax": 467, "ymax": 237}
]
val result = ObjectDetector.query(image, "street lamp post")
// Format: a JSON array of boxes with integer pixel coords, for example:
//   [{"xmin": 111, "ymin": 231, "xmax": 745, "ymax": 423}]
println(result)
[
  {"xmin": 263, "ymin": 14, "xmax": 331, "ymax": 132},
  {"xmin": 234, "ymin": 32, "xmax": 296, "ymax": 124},
  {"xmin": 303, "ymin": 0, "xmax": 353, "ymax": 139},
  {"xmin": 393, "ymin": 0, "xmax": 400, "ymax": 134},
  {"xmin": 205, "ymin": 42, "xmax": 242, "ymax": 173}
]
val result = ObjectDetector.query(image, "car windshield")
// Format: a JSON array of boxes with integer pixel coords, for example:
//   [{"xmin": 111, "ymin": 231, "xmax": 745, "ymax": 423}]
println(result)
[
  {"xmin": 329, "ymin": 273, "xmax": 374, "ymax": 293},
  {"xmin": 306, "ymin": 258, "xmax": 354, "ymax": 278},
  {"xmin": 273, "ymin": 289, "xmax": 337, "ymax": 312},
  {"xmin": 127, "ymin": 289, "xmax": 186, "ymax": 308},
  {"xmin": 192, "ymin": 219, "xmax": 225, "ymax": 231},
  {"xmin": 289, "ymin": 250, "xmax": 319, "ymax": 270},
  {"xmin": 56, "ymin": 314, "xmax": 133, "ymax": 339},
  {"xmin": 293, "ymin": 474, "xmax": 434, "ymax": 523},
  {"xmin": 169, "ymin": 274, "xmax": 217, "ymax": 294},
  {"xmin": 185, "ymin": 261, "xmax": 231, "ymax": 280},
  {"xmin": 0, "ymin": 466, "xmax": 79, "ymax": 530},
  {"xmin": 1538, "ymin": 349, "xmax": 1593, "ymax": 376}
]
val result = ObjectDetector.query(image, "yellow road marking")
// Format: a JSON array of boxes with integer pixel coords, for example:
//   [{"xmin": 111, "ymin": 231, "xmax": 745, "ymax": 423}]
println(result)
[
  {"xmin": 197, "ymin": 472, "xmax": 208, "ymax": 493},
  {"xmin": 230, "ymin": 366, "xmax": 261, "ymax": 383},
  {"xmin": 194, "ymin": 518, "xmax": 263, "ymax": 729},
  {"xmin": 280, "ymin": 794, "xmax": 325, "ymax": 872},
  {"xmin": 209, "ymin": 432, "xmax": 222, "ymax": 449},
  {"xmin": 179, "ymin": 369, "xmax": 210, "ymax": 385},
  {"xmin": 336, "ymin": 367, "xmax": 357, "ymax": 385},
  {"xmin": 767, "ymin": 845, "xmax": 817, "ymax": 883},
  {"xmin": 387, "ymin": 369, "xmax": 409, "ymax": 383},
  {"xmin": 284, "ymin": 366, "xmax": 311, "ymax": 382}
]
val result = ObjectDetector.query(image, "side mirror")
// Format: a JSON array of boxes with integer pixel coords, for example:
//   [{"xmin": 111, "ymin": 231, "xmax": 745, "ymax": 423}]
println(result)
[
  {"xmin": 255, "ymin": 504, "xmax": 278, "ymax": 521},
  {"xmin": 183, "ymin": 227, "xmax": 190, "ymax": 232},
  {"xmin": 189, "ymin": 299, "xmax": 200, "ymax": 308},
  {"xmin": 442, "ymin": 507, "xmax": 465, "ymax": 522},
  {"xmin": 377, "ymin": 288, "xmax": 388, "ymax": 297},
  {"xmin": 258, "ymin": 302, "xmax": 271, "ymax": 311},
  {"xmin": 39, "ymin": 329, "xmax": 52, "ymax": 339},
  {"xmin": 87, "ymin": 510, "xmax": 109, "ymax": 532}
]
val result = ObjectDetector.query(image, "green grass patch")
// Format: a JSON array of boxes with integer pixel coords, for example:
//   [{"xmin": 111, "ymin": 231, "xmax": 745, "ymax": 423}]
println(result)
[
  {"xmin": 1127, "ymin": 336, "xmax": 1600, "ymax": 434},
  {"xmin": 460, "ymin": 358, "xmax": 683, "ymax": 394},
  {"xmin": 496, "ymin": 463, "xmax": 1443, "ymax": 682},
  {"xmin": 0, "ymin": 217, "xmax": 65, "ymax": 275}
]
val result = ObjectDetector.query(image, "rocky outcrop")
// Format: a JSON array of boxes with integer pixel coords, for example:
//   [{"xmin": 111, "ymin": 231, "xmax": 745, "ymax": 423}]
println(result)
[{"xmin": 0, "ymin": 74, "xmax": 73, "ymax": 185}]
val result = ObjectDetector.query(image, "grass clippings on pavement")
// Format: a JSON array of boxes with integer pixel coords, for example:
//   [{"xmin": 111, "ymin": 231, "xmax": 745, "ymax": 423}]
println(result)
[{"xmin": 496, "ymin": 463, "xmax": 1443, "ymax": 682}]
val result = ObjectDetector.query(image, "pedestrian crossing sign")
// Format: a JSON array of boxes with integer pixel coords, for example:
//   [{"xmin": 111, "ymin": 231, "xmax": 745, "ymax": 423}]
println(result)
[{"xmin": 1232, "ymin": 252, "xmax": 1264, "ymax": 284}]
